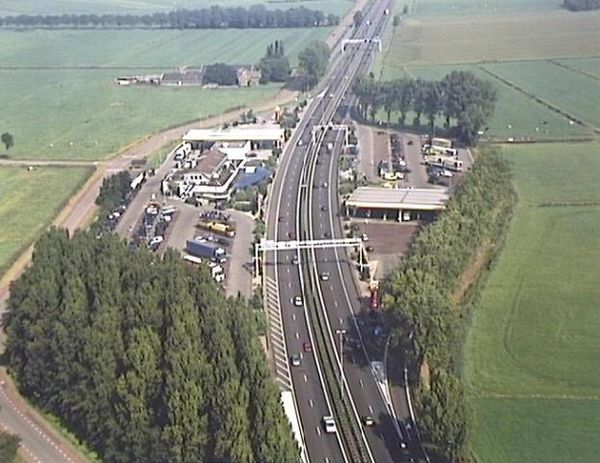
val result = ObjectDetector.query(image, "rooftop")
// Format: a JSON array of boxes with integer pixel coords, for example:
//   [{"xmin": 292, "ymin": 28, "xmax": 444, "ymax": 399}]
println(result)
[
  {"xmin": 346, "ymin": 187, "xmax": 449, "ymax": 211},
  {"xmin": 180, "ymin": 149, "xmax": 226, "ymax": 176},
  {"xmin": 183, "ymin": 126, "xmax": 284, "ymax": 142}
]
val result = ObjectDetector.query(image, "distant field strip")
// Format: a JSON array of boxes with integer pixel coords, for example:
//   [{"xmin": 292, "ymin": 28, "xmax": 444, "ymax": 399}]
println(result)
[
  {"xmin": 482, "ymin": 61, "xmax": 600, "ymax": 130},
  {"xmin": 383, "ymin": 11, "xmax": 600, "ymax": 67},
  {"xmin": 0, "ymin": 28, "xmax": 331, "ymax": 68},
  {"xmin": 0, "ymin": 0, "xmax": 353, "ymax": 16}
]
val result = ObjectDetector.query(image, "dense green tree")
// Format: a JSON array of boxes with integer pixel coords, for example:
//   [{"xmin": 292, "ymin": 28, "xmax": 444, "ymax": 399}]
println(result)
[
  {"xmin": 259, "ymin": 40, "xmax": 291, "ymax": 83},
  {"xmin": 0, "ymin": 429, "xmax": 20, "ymax": 463},
  {"xmin": 353, "ymin": 9, "xmax": 363, "ymax": 27},
  {"xmin": 0, "ymin": 6, "xmax": 338, "ymax": 29},
  {"xmin": 298, "ymin": 40, "xmax": 330, "ymax": 89},
  {"xmin": 203, "ymin": 63, "xmax": 238, "ymax": 86},
  {"xmin": 3, "ymin": 230, "xmax": 297, "ymax": 462},
  {"xmin": 384, "ymin": 148, "xmax": 516, "ymax": 461},
  {"xmin": 1, "ymin": 132, "xmax": 13, "ymax": 150}
]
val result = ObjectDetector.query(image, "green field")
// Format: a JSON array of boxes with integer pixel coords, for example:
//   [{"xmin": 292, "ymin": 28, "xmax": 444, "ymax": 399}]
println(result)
[
  {"xmin": 0, "ymin": 27, "xmax": 331, "ymax": 68},
  {"xmin": 472, "ymin": 397, "xmax": 600, "ymax": 463},
  {"xmin": 0, "ymin": 23, "xmax": 334, "ymax": 161},
  {"xmin": 0, "ymin": 0, "xmax": 353, "ymax": 16},
  {"xmin": 384, "ymin": 12, "xmax": 599, "ymax": 67},
  {"xmin": 465, "ymin": 143, "xmax": 600, "ymax": 462},
  {"xmin": 409, "ymin": 0, "xmax": 559, "ymax": 18},
  {"xmin": 0, "ymin": 166, "xmax": 93, "ymax": 273},
  {"xmin": 558, "ymin": 57, "xmax": 600, "ymax": 79},
  {"xmin": 483, "ymin": 61, "xmax": 600, "ymax": 129},
  {"xmin": 0, "ymin": 70, "xmax": 281, "ymax": 161}
]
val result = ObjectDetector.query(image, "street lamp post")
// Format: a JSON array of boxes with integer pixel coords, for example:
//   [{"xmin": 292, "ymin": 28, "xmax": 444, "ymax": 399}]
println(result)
[{"xmin": 335, "ymin": 329, "xmax": 347, "ymax": 394}]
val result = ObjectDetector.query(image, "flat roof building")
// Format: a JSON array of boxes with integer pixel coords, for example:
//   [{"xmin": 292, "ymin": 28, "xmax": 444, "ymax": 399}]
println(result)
[
  {"xmin": 183, "ymin": 126, "xmax": 284, "ymax": 144},
  {"xmin": 346, "ymin": 187, "xmax": 449, "ymax": 221}
]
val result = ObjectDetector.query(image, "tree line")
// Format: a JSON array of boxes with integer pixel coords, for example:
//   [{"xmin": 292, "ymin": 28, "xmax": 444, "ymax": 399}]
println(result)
[
  {"xmin": 0, "ymin": 5, "xmax": 339, "ymax": 29},
  {"xmin": 383, "ymin": 148, "xmax": 516, "ymax": 461},
  {"xmin": 563, "ymin": 0, "xmax": 600, "ymax": 10},
  {"xmin": 353, "ymin": 71, "xmax": 497, "ymax": 144},
  {"xmin": 3, "ymin": 229, "xmax": 299, "ymax": 462}
]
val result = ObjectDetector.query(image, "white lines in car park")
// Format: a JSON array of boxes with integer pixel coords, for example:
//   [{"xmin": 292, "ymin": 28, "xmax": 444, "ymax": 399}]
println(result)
[{"xmin": 264, "ymin": 276, "xmax": 293, "ymax": 391}]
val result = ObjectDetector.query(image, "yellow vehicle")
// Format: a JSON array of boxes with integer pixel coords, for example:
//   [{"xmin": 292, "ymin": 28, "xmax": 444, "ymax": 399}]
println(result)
[
  {"xmin": 197, "ymin": 220, "xmax": 236, "ymax": 237},
  {"xmin": 383, "ymin": 171, "xmax": 404, "ymax": 180}
]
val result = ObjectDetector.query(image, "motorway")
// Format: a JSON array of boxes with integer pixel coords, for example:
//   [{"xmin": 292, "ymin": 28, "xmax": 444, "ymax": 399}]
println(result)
[{"xmin": 263, "ymin": 1, "xmax": 425, "ymax": 462}]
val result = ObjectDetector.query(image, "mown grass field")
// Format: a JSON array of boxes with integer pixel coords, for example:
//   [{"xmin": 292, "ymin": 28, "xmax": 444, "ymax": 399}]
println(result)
[
  {"xmin": 558, "ymin": 57, "xmax": 600, "ymax": 79},
  {"xmin": 0, "ymin": 27, "xmax": 331, "ymax": 68},
  {"xmin": 0, "ymin": 25, "xmax": 333, "ymax": 161},
  {"xmin": 0, "ymin": 166, "xmax": 93, "ymax": 274},
  {"xmin": 385, "ymin": 11, "xmax": 600, "ymax": 66},
  {"xmin": 465, "ymin": 143, "xmax": 600, "ymax": 463},
  {"xmin": 0, "ymin": 70, "xmax": 281, "ymax": 161},
  {"xmin": 408, "ymin": 0, "xmax": 558, "ymax": 18},
  {"xmin": 483, "ymin": 61, "xmax": 600, "ymax": 129},
  {"xmin": 0, "ymin": 0, "xmax": 353, "ymax": 16}
]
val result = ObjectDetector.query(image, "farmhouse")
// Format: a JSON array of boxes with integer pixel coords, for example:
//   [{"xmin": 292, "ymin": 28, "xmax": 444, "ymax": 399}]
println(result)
[
  {"xmin": 345, "ymin": 187, "xmax": 449, "ymax": 222},
  {"xmin": 161, "ymin": 67, "xmax": 204, "ymax": 86},
  {"xmin": 236, "ymin": 66, "xmax": 262, "ymax": 87}
]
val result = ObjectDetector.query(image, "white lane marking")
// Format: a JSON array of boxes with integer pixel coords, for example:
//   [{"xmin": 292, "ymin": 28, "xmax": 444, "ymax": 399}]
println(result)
[
  {"xmin": 304, "ymin": 374, "xmax": 308, "ymax": 383},
  {"xmin": 309, "ymin": 399, "xmax": 314, "ymax": 408},
  {"xmin": 334, "ymin": 300, "xmax": 338, "ymax": 308},
  {"xmin": 292, "ymin": 313, "xmax": 296, "ymax": 321},
  {"xmin": 330, "ymin": 285, "xmax": 334, "ymax": 291},
  {"xmin": 360, "ymin": 379, "xmax": 364, "ymax": 388},
  {"xmin": 339, "ymin": 317, "xmax": 344, "ymax": 325},
  {"xmin": 369, "ymin": 405, "xmax": 374, "ymax": 414},
  {"xmin": 295, "ymin": 332, "xmax": 300, "ymax": 339},
  {"xmin": 286, "ymin": 267, "xmax": 290, "ymax": 273},
  {"xmin": 316, "ymin": 427, "xmax": 321, "ymax": 436},
  {"xmin": 288, "ymin": 282, "xmax": 292, "ymax": 288}
]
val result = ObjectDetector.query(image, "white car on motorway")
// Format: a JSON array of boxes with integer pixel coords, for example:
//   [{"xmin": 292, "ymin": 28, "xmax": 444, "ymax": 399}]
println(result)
[
  {"xmin": 323, "ymin": 416, "xmax": 337, "ymax": 433},
  {"xmin": 293, "ymin": 296, "xmax": 303, "ymax": 307}
]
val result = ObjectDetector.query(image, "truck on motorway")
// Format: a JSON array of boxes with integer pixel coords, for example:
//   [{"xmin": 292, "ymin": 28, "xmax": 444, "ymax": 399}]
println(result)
[
  {"xmin": 197, "ymin": 220, "xmax": 236, "ymax": 237},
  {"xmin": 186, "ymin": 239, "xmax": 226, "ymax": 263}
]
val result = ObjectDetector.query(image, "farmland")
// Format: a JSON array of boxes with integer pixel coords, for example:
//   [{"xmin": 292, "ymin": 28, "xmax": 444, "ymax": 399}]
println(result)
[
  {"xmin": 483, "ymin": 61, "xmax": 600, "ymax": 129},
  {"xmin": 464, "ymin": 143, "xmax": 600, "ymax": 463},
  {"xmin": 385, "ymin": 11, "xmax": 600, "ymax": 67},
  {"xmin": 0, "ymin": 70, "xmax": 281, "ymax": 161},
  {"xmin": 0, "ymin": 27, "xmax": 331, "ymax": 68},
  {"xmin": 0, "ymin": 0, "xmax": 353, "ymax": 16},
  {"xmin": 0, "ymin": 165, "xmax": 93, "ymax": 274},
  {"xmin": 377, "ymin": 0, "xmax": 600, "ymax": 142}
]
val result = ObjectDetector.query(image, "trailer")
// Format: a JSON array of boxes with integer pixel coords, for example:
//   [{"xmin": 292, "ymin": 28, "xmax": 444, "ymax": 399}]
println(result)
[{"xmin": 186, "ymin": 239, "xmax": 226, "ymax": 262}]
